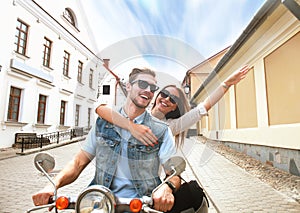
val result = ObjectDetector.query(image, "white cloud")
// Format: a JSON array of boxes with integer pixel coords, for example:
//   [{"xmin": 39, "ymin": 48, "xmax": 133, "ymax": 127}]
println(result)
[{"xmin": 81, "ymin": 0, "xmax": 265, "ymax": 80}]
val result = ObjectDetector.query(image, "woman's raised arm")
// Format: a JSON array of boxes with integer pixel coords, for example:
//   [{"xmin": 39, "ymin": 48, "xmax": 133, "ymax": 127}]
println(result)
[
  {"xmin": 203, "ymin": 65, "xmax": 250, "ymax": 111},
  {"xmin": 168, "ymin": 65, "xmax": 250, "ymax": 135}
]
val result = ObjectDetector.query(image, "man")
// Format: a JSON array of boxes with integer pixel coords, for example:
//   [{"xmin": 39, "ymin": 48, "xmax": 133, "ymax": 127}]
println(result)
[{"xmin": 32, "ymin": 68, "xmax": 181, "ymax": 212}]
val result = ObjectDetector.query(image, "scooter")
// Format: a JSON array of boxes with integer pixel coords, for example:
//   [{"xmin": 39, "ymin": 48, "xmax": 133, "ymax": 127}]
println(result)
[{"xmin": 26, "ymin": 152, "xmax": 187, "ymax": 213}]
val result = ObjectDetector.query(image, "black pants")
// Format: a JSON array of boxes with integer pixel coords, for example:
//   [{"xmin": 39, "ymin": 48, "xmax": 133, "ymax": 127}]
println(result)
[{"xmin": 167, "ymin": 181, "xmax": 208, "ymax": 213}]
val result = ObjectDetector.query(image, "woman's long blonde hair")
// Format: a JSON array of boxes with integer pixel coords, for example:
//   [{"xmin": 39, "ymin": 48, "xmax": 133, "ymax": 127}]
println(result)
[{"xmin": 152, "ymin": 85, "xmax": 191, "ymax": 148}]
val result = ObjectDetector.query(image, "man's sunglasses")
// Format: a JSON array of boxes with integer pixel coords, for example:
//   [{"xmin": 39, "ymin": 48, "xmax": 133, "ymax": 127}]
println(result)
[
  {"xmin": 159, "ymin": 89, "xmax": 180, "ymax": 104},
  {"xmin": 130, "ymin": 80, "xmax": 159, "ymax": 93}
]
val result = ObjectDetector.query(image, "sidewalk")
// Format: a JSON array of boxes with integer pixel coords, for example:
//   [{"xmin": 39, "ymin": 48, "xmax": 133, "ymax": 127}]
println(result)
[
  {"xmin": 184, "ymin": 137, "xmax": 300, "ymax": 212},
  {"xmin": 0, "ymin": 147, "xmax": 19, "ymax": 160}
]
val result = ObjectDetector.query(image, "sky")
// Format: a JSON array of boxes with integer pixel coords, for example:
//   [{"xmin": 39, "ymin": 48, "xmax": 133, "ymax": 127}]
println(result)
[{"xmin": 80, "ymin": 0, "xmax": 266, "ymax": 82}]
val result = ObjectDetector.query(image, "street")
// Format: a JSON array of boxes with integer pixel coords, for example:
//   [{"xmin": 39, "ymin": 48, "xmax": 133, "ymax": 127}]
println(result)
[
  {"xmin": 0, "ymin": 139, "xmax": 214, "ymax": 213},
  {"xmin": 1, "ymin": 136, "xmax": 300, "ymax": 212},
  {"xmin": 0, "ymin": 141, "xmax": 94, "ymax": 213}
]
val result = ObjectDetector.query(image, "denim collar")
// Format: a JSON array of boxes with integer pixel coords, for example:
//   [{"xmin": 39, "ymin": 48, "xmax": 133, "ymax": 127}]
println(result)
[{"xmin": 120, "ymin": 107, "xmax": 146, "ymax": 124}]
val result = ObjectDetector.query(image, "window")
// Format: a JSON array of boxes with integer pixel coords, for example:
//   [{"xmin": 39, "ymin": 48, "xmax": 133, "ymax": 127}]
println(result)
[
  {"xmin": 60, "ymin": 101, "xmax": 66, "ymax": 125},
  {"xmin": 15, "ymin": 19, "xmax": 29, "ymax": 55},
  {"xmin": 75, "ymin": 104, "xmax": 80, "ymax": 126},
  {"xmin": 103, "ymin": 85, "xmax": 110, "ymax": 95},
  {"xmin": 264, "ymin": 32, "xmax": 300, "ymax": 125},
  {"xmin": 37, "ymin": 94, "xmax": 47, "ymax": 124},
  {"xmin": 63, "ymin": 8, "xmax": 76, "ymax": 27},
  {"xmin": 63, "ymin": 51, "xmax": 70, "ymax": 76},
  {"xmin": 77, "ymin": 60, "xmax": 83, "ymax": 83},
  {"xmin": 88, "ymin": 108, "xmax": 91, "ymax": 128},
  {"xmin": 43, "ymin": 37, "xmax": 52, "ymax": 67},
  {"xmin": 89, "ymin": 69, "xmax": 93, "ymax": 88},
  {"xmin": 7, "ymin": 87, "xmax": 22, "ymax": 121}
]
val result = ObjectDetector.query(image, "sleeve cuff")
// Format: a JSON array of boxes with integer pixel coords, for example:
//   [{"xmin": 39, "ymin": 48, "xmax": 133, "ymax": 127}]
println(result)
[{"xmin": 197, "ymin": 103, "xmax": 208, "ymax": 116}]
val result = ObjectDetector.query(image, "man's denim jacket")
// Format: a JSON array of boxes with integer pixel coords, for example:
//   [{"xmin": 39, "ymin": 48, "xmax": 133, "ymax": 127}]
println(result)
[{"xmin": 91, "ymin": 110, "xmax": 169, "ymax": 197}]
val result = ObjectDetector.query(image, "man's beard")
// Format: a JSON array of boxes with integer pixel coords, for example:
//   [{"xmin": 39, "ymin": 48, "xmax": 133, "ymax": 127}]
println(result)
[{"xmin": 131, "ymin": 96, "xmax": 149, "ymax": 109}]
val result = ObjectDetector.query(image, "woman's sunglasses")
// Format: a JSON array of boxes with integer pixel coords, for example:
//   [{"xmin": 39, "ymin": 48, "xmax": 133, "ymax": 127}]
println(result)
[
  {"xmin": 130, "ymin": 80, "xmax": 159, "ymax": 93},
  {"xmin": 159, "ymin": 89, "xmax": 180, "ymax": 104}
]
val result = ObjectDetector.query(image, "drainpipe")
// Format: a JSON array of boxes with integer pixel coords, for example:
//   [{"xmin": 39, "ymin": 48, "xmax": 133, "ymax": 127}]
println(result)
[
  {"xmin": 102, "ymin": 59, "xmax": 126, "ymax": 105},
  {"xmin": 282, "ymin": 0, "xmax": 300, "ymax": 20}
]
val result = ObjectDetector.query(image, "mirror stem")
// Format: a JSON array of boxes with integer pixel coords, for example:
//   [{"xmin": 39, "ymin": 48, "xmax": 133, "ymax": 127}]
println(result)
[
  {"xmin": 36, "ymin": 161, "xmax": 57, "ymax": 199},
  {"xmin": 152, "ymin": 167, "xmax": 176, "ymax": 195}
]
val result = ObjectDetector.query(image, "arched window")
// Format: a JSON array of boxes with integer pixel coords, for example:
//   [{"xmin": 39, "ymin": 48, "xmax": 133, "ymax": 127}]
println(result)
[{"xmin": 63, "ymin": 8, "xmax": 77, "ymax": 28}]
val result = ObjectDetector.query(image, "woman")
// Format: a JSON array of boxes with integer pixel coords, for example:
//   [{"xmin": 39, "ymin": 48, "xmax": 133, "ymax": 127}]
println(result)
[{"xmin": 96, "ymin": 65, "xmax": 250, "ymax": 148}]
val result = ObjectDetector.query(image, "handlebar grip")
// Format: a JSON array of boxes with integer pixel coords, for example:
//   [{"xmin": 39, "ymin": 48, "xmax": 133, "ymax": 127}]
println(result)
[
  {"xmin": 142, "ymin": 206, "xmax": 163, "ymax": 213},
  {"xmin": 48, "ymin": 196, "xmax": 54, "ymax": 204},
  {"xmin": 142, "ymin": 196, "xmax": 153, "ymax": 205}
]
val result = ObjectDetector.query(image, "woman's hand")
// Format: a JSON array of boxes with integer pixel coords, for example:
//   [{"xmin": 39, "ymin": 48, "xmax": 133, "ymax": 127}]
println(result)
[
  {"xmin": 129, "ymin": 122, "xmax": 158, "ymax": 147},
  {"xmin": 224, "ymin": 65, "xmax": 250, "ymax": 87}
]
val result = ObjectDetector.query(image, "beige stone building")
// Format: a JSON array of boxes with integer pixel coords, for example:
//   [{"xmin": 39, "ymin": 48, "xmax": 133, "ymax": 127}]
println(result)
[{"xmin": 184, "ymin": 0, "xmax": 300, "ymax": 176}]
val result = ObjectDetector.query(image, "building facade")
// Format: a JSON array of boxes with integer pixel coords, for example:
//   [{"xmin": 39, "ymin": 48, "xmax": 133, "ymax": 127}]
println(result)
[
  {"xmin": 182, "ymin": 47, "xmax": 230, "ymax": 136},
  {"xmin": 187, "ymin": 0, "xmax": 300, "ymax": 176},
  {"xmin": 0, "ymin": 0, "xmax": 106, "ymax": 148}
]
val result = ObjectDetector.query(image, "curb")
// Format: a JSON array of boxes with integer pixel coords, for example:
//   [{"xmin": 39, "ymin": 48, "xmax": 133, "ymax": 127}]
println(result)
[
  {"xmin": 0, "ymin": 136, "xmax": 86, "ymax": 160},
  {"xmin": 182, "ymin": 137, "xmax": 220, "ymax": 213}
]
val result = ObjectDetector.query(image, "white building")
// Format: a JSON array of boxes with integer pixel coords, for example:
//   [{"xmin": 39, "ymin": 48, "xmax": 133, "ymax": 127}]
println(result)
[{"xmin": 0, "ymin": 0, "xmax": 107, "ymax": 148}]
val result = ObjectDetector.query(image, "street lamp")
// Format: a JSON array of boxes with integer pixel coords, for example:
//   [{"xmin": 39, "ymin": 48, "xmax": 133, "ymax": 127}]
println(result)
[{"xmin": 184, "ymin": 84, "xmax": 190, "ymax": 94}]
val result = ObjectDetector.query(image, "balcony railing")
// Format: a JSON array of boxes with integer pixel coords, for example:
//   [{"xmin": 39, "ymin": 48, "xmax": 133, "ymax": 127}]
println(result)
[{"xmin": 15, "ymin": 127, "xmax": 89, "ymax": 153}]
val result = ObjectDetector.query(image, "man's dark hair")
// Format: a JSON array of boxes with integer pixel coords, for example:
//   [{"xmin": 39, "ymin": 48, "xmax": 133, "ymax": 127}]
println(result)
[{"xmin": 129, "ymin": 68, "xmax": 156, "ymax": 83}]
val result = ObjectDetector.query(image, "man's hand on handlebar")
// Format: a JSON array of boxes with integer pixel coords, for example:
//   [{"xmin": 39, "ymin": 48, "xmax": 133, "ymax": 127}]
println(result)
[
  {"xmin": 32, "ymin": 185, "xmax": 54, "ymax": 206},
  {"xmin": 152, "ymin": 183, "xmax": 175, "ymax": 212}
]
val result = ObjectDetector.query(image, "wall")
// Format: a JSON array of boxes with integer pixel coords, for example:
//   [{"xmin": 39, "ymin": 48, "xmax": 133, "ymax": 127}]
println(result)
[
  {"xmin": 193, "ymin": 2, "xmax": 300, "ymax": 175},
  {"xmin": 0, "ymin": 0, "xmax": 103, "ymax": 148}
]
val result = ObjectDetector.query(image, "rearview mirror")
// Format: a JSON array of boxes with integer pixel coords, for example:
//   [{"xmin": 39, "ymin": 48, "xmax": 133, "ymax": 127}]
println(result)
[
  {"xmin": 34, "ymin": 152, "xmax": 55, "ymax": 173},
  {"xmin": 163, "ymin": 156, "xmax": 186, "ymax": 176}
]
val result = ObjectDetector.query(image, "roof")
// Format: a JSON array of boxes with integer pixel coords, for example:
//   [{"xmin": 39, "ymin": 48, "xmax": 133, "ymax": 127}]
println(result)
[{"xmin": 190, "ymin": 0, "xmax": 281, "ymax": 104}]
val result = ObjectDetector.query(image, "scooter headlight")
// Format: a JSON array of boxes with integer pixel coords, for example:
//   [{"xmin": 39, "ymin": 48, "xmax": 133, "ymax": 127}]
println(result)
[{"xmin": 75, "ymin": 185, "xmax": 115, "ymax": 213}]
